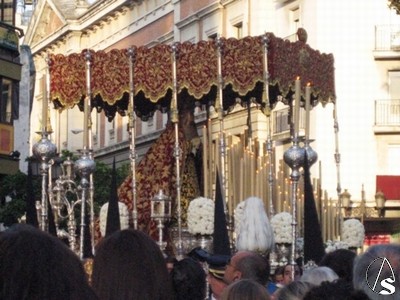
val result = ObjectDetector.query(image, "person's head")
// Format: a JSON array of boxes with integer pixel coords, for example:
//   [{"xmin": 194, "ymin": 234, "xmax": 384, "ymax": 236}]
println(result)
[
  {"xmin": 273, "ymin": 266, "xmax": 285, "ymax": 286},
  {"xmin": 283, "ymin": 263, "xmax": 302, "ymax": 285},
  {"xmin": 92, "ymin": 229, "xmax": 173, "ymax": 300},
  {"xmin": 303, "ymin": 278, "xmax": 371, "ymax": 300},
  {"xmin": 319, "ymin": 249, "xmax": 356, "ymax": 282},
  {"xmin": 301, "ymin": 266, "xmax": 338, "ymax": 286},
  {"xmin": 221, "ymin": 279, "xmax": 270, "ymax": 300},
  {"xmin": 275, "ymin": 280, "xmax": 315, "ymax": 300},
  {"xmin": 206, "ymin": 254, "xmax": 230, "ymax": 300},
  {"xmin": 0, "ymin": 224, "xmax": 97, "ymax": 300},
  {"xmin": 170, "ymin": 257, "xmax": 206, "ymax": 300},
  {"xmin": 353, "ymin": 243, "xmax": 400, "ymax": 300},
  {"xmin": 223, "ymin": 251, "xmax": 269, "ymax": 285}
]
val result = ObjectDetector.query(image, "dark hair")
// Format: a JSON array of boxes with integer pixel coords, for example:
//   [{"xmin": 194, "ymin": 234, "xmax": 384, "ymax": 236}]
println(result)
[
  {"xmin": 221, "ymin": 279, "xmax": 270, "ymax": 300},
  {"xmin": 170, "ymin": 257, "xmax": 206, "ymax": 300},
  {"xmin": 92, "ymin": 229, "xmax": 174, "ymax": 300},
  {"xmin": 319, "ymin": 249, "xmax": 356, "ymax": 282},
  {"xmin": 0, "ymin": 224, "xmax": 97, "ymax": 300},
  {"xmin": 235, "ymin": 252, "xmax": 270, "ymax": 285},
  {"xmin": 303, "ymin": 279, "xmax": 370, "ymax": 300}
]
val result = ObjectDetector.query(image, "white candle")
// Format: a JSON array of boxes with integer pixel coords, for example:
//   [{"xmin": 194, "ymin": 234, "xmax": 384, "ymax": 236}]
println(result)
[
  {"xmin": 305, "ymin": 83, "xmax": 311, "ymax": 141},
  {"xmin": 42, "ymin": 75, "xmax": 48, "ymax": 132},
  {"xmin": 83, "ymin": 96, "xmax": 89, "ymax": 148},
  {"xmin": 294, "ymin": 77, "xmax": 301, "ymax": 138},
  {"xmin": 202, "ymin": 126, "xmax": 208, "ymax": 197}
]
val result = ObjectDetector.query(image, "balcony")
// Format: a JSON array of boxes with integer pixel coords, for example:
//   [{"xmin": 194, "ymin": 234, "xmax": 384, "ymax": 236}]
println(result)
[
  {"xmin": 272, "ymin": 106, "xmax": 305, "ymax": 140},
  {"xmin": 373, "ymin": 25, "xmax": 400, "ymax": 59},
  {"xmin": 374, "ymin": 99, "xmax": 400, "ymax": 133}
]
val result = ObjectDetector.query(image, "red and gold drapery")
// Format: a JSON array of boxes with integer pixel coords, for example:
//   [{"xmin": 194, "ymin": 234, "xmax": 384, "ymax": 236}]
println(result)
[{"xmin": 49, "ymin": 32, "xmax": 336, "ymax": 120}]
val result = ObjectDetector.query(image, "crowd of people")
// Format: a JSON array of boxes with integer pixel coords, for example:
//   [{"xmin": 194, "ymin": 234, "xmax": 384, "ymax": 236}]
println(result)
[{"xmin": 1, "ymin": 223, "xmax": 400, "ymax": 299}]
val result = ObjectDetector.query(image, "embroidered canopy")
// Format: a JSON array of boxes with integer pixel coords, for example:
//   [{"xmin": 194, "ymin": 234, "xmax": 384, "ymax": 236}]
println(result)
[{"xmin": 49, "ymin": 32, "xmax": 335, "ymax": 121}]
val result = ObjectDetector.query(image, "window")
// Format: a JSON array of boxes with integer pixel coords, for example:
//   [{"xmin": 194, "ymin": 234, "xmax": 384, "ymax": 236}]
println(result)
[
  {"xmin": 388, "ymin": 71, "xmax": 400, "ymax": 99},
  {"xmin": 208, "ymin": 33, "xmax": 217, "ymax": 41},
  {"xmin": 290, "ymin": 7, "xmax": 300, "ymax": 34},
  {"xmin": 0, "ymin": 0, "xmax": 16, "ymax": 25},
  {"xmin": 0, "ymin": 77, "xmax": 12, "ymax": 124},
  {"xmin": 234, "ymin": 22, "xmax": 243, "ymax": 39},
  {"xmin": 387, "ymin": 145, "xmax": 400, "ymax": 175}
]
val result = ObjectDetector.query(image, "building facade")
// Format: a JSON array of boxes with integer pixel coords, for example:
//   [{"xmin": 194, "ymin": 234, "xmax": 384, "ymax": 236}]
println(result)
[{"xmin": 0, "ymin": 0, "xmax": 25, "ymax": 178}]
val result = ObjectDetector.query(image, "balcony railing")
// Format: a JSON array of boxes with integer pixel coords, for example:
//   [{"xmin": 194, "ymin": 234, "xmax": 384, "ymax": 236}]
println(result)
[
  {"xmin": 374, "ymin": 25, "xmax": 400, "ymax": 52},
  {"xmin": 375, "ymin": 99, "xmax": 400, "ymax": 126},
  {"xmin": 272, "ymin": 106, "xmax": 305, "ymax": 137}
]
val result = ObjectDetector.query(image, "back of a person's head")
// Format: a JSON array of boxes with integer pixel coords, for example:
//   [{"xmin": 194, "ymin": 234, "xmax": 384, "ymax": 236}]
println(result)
[
  {"xmin": 301, "ymin": 266, "xmax": 339, "ymax": 286},
  {"xmin": 92, "ymin": 229, "xmax": 173, "ymax": 300},
  {"xmin": 353, "ymin": 244, "xmax": 400, "ymax": 300},
  {"xmin": 303, "ymin": 279, "xmax": 370, "ymax": 300},
  {"xmin": 235, "ymin": 251, "xmax": 270, "ymax": 285},
  {"xmin": 319, "ymin": 249, "xmax": 356, "ymax": 282},
  {"xmin": 221, "ymin": 279, "xmax": 270, "ymax": 300},
  {"xmin": 170, "ymin": 257, "xmax": 206, "ymax": 300},
  {"xmin": 0, "ymin": 224, "xmax": 97, "ymax": 300},
  {"xmin": 276, "ymin": 280, "xmax": 315, "ymax": 300}
]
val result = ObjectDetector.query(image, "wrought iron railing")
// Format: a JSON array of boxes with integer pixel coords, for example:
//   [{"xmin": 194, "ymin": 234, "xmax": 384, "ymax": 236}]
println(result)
[
  {"xmin": 273, "ymin": 107, "xmax": 290, "ymax": 134},
  {"xmin": 374, "ymin": 25, "xmax": 400, "ymax": 51},
  {"xmin": 375, "ymin": 99, "xmax": 400, "ymax": 125},
  {"xmin": 272, "ymin": 107, "xmax": 305, "ymax": 135}
]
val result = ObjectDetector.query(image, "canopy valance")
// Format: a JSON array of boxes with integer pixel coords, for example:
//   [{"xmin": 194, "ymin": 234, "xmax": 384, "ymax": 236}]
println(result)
[{"xmin": 49, "ymin": 31, "xmax": 335, "ymax": 121}]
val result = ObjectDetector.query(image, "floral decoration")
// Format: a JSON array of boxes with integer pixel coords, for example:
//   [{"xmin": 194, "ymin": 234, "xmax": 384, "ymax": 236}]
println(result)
[
  {"xmin": 271, "ymin": 212, "xmax": 293, "ymax": 244},
  {"xmin": 99, "ymin": 202, "xmax": 130, "ymax": 237},
  {"xmin": 187, "ymin": 197, "xmax": 215, "ymax": 235},
  {"xmin": 342, "ymin": 218, "xmax": 365, "ymax": 248},
  {"xmin": 324, "ymin": 240, "xmax": 349, "ymax": 253},
  {"xmin": 234, "ymin": 201, "xmax": 246, "ymax": 237}
]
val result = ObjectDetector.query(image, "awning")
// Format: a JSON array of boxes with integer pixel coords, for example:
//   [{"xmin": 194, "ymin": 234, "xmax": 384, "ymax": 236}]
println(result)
[{"xmin": 376, "ymin": 175, "xmax": 400, "ymax": 200}]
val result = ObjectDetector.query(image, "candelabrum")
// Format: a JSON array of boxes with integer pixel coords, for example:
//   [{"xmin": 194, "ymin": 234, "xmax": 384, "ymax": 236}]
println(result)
[
  {"xmin": 52, "ymin": 153, "xmax": 95, "ymax": 258},
  {"xmin": 32, "ymin": 131, "xmax": 57, "ymax": 232},
  {"xmin": 151, "ymin": 190, "xmax": 172, "ymax": 252}
]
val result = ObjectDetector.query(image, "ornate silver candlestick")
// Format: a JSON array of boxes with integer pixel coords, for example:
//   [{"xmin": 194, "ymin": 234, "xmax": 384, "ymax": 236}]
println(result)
[
  {"xmin": 151, "ymin": 190, "xmax": 172, "ymax": 251},
  {"xmin": 74, "ymin": 149, "xmax": 96, "ymax": 259},
  {"xmin": 32, "ymin": 132, "xmax": 57, "ymax": 232},
  {"xmin": 283, "ymin": 138, "xmax": 305, "ymax": 274}
]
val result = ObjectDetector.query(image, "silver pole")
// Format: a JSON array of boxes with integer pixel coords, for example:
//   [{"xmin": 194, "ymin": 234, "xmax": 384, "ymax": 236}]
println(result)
[
  {"xmin": 283, "ymin": 136, "xmax": 305, "ymax": 279},
  {"xmin": 216, "ymin": 37, "xmax": 227, "ymax": 210},
  {"xmin": 32, "ymin": 55, "xmax": 57, "ymax": 232},
  {"xmin": 171, "ymin": 43, "xmax": 183, "ymax": 258},
  {"xmin": 128, "ymin": 47, "xmax": 138, "ymax": 230},
  {"xmin": 333, "ymin": 103, "xmax": 342, "ymax": 239},
  {"xmin": 263, "ymin": 34, "xmax": 275, "ymax": 217}
]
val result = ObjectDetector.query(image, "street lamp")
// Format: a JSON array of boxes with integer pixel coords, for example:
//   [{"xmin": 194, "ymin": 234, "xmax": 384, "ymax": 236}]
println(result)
[
  {"xmin": 341, "ymin": 189, "xmax": 352, "ymax": 217},
  {"xmin": 375, "ymin": 190, "xmax": 386, "ymax": 218}
]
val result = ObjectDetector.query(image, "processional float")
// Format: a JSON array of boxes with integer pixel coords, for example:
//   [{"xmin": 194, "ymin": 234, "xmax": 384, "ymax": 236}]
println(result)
[{"xmin": 34, "ymin": 29, "xmax": 338, "ymax": 267}]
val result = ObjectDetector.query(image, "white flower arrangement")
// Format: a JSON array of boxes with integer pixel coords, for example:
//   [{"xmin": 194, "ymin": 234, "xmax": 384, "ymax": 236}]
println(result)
[
  {"xmin": 99, "ymin": 202, "xmax": 130, "ymax": 237},
  {"xmin": 271, "ymin": 212, "xmax": 293, "ymax": 244},
  {"xmin": 187, "ymin": 197, "xmax": 215, "ymax": 235},
  {"xmin": 324, "ymin": 240, "xmax": 349, "ymax": 253},
  {"xmin": 342, "ymin": 218, "xmax": 365, "ymax": 248},
  {"xmin": 234, "ymin": 201, "xmax": 246, "ymax": 237}
]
